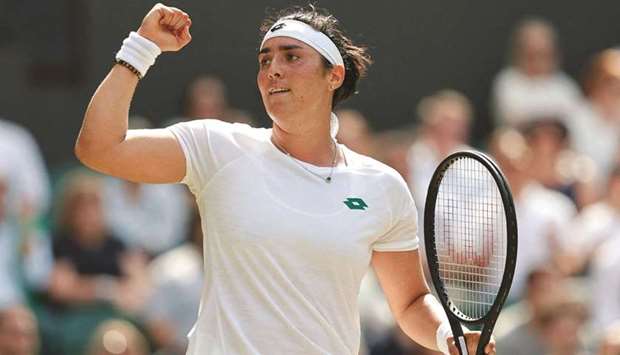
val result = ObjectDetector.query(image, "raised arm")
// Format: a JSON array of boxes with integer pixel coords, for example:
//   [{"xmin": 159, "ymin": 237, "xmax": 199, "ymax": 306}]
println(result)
[{"xmin": 75, "ymin": 4, "xmax": 192, "ymax": 184}]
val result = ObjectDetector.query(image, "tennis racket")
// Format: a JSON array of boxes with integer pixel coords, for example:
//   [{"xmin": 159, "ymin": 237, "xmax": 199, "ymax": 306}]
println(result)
[{"xmin": 424, "ymin": 150, "xmax": 517, "ymax": 355}]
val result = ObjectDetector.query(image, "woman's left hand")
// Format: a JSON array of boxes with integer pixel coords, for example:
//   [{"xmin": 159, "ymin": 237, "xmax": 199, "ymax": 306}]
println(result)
[{"xmin": 447, "ymin": 331, "xmax": 496, "ymax": 355}]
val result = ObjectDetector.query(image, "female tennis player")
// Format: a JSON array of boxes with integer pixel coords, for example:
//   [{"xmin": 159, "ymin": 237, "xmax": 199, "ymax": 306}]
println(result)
[{"xmin": 75, "ymin": 4, "xmax": 496, "ymax": 355}]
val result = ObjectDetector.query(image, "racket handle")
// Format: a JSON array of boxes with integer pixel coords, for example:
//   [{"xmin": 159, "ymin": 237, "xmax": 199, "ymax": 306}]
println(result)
[
  {"xmin": 457, "ymin": 335, "xmax": 469, "ymax": 355},
  {"xmin": 447, "ymin": 316, "xmax": 468, "ymax": 355}
]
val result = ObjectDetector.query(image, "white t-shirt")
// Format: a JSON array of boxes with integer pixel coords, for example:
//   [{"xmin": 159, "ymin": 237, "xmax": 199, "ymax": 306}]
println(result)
[
  {"xmin": 0, "ymin": 119, "xmax": 50, "ymax": 216},
  {"xmin": 167, "ymin": 119, "xmax": 419, "ymax": 355},
  {"xmin": 568, "ymin": 102, "xmax": 620, "ymax": 176},
  {"xmin": 492, "ymin": 68, "xmax": 581, "ymax": 127},
  {"xmin": 508, "ymin": 183, "xmax": 576, "ymax": 300},
  {"xmin": 591, "ymin": 233, "xmax": 620, "ymax": 330}
]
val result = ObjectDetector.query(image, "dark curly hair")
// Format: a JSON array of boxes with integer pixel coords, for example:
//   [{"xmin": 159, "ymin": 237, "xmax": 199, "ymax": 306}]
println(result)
[{"xmin": 259, "ymin": 5, "xmax": 372, "ymax": 108}]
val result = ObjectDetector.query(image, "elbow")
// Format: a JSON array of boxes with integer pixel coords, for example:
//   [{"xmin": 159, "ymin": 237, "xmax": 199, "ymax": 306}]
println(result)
[
  {"xmin": 74, "ymin": 136, "xmax": 93, "ymax": 167},
  {"xmin": 74, "ymin": 138, "xmax": 85, "ymax": 163},
  {"xmin": 394, "ymin": 291, "xmax": 432, "ymax": 324},
  {"xmin": 74, "ymin": 135, "xmax": 106, "ymax": 172}
]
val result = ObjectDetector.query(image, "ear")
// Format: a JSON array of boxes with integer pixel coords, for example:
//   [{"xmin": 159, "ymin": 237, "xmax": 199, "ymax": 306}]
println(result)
[{"xmin": 328, "ymin": 65, "xmax": 346, "ymax": 91}]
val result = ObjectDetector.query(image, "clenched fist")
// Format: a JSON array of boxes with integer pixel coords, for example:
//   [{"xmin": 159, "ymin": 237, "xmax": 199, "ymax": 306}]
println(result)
[{"xmin": 137, "ymin": 3, "xmax": 192, "ymax": 52}]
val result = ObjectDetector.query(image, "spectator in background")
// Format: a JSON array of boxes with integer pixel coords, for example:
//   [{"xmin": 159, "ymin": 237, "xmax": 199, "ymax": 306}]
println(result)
[
  {"xmin": 0, "ymin": 118, "xmax": 50, "ymax": 221},
  {"xmin": 86, "ymin": 319, "xmax": 149, "ymax": 355},
  {"xmin": 335, "ymin": 109, "xmax": 377, "ymax": 157},
  {"xmin": 586, "ymin": 167, "xmax": 620, "ymax": 332},
  {"xmin": 492, "ymin": 17, "xmax": 581, "ymax": 127},
  {"xmin": 46, "ymin": 171, "xmax": 149, "ymax": 310},
  {"xmin": 358, "ymin": 270, "xmax": 396, "ymax": 354},
  {"xmin": 569, "ymin": 49, "xmax": 620, "ymax": 177},
  {"xmin": 406, "ymin": 90, "xmax": 472, "ymax": 213},
  {"xmin": 180, "ymin": 75, "xmax": 254, "ymax": 125},
  {"xmin": 521, "ymin": 118, "xmax": 599, "ymax": 209},
  {"xmin": 39, "ymin": 171, "xmax": 149, "ymax": 355},
  {"xmin": 0, "ymin": 164, "xmax": 52, "ymax": 309},
  {"xmin": 488, "ymin": 129, "xmax": 576, "ymax": 300},
  {"xmin": 369, "ymin": 326, "xmax": 440, "ymax": 355},
  {"xmin": 564, "ymin": 165, "xmax": 620, "ymax": 277},
  {"xmin": 373, "ymin": 129, "xmax": 416, "ymax": 182},
  {"xmin": 143, "ymin": 205, "xmax": 203, "ymax": 355},
  {"xmin": 593, "ymin": 245, "xmax": 620, "ymax": 344},
  {"xmin": 103, "ymin": 116, "xmax": 190, "ymax": 256},
  {"xmin": 0, "ymin": 305, "xmax": 39, "ymax": 355},
  {"xmin": 538, "ymin": 287, "xmax": 590, "ymax": 355},
  {"xmin": 496, "ymin": 267, "xmax": 563, "ymax": 355},
  {"xmin": 404, "ymin": 90, "xmax": 472, "ymax": 292}
]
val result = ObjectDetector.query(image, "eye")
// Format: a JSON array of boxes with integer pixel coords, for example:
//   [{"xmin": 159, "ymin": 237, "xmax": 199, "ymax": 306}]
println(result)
[
  {"xmin": 287, "ymin": 54, "xmax": 300, "ymax": 62},
  {"xmin": 259, "ymin": 57, "xmax": 271, "ymax": 68}
]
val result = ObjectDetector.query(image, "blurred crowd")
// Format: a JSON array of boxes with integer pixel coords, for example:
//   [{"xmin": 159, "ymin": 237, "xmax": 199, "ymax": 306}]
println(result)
[{"xmin": 0, "ymin": 17, "xmax": 619, "ymax": 355}]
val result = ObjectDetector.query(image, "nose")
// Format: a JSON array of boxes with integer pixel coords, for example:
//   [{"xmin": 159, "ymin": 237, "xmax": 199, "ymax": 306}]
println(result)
[{"xmin": 267, "ymin": 57, "xmax": 283, "ymax": 80}]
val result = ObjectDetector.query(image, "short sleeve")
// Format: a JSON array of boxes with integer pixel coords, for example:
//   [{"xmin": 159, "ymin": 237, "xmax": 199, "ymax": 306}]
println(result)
[
  {"xmin": 372, "ymin": 174, "xmax": 419, "ymax": 252},
  {"xmin": 166, "ymin": 120, "xmax": 213, "ymax": 194},
  {"xmin": 167, "ymin": 119, "xmax": 256, "ymax": 195}
]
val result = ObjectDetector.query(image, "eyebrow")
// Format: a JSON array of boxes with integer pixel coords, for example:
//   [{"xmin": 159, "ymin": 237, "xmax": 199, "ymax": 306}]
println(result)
[{"xmin": 258, "ymin": 44, "xmax": 304, "ymax": 55}]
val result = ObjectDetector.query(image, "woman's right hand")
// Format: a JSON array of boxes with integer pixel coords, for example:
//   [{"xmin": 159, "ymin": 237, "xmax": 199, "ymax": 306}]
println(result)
[{"xmin": 137, "ymin": 3, "xmax": 192, "ymax": 52}]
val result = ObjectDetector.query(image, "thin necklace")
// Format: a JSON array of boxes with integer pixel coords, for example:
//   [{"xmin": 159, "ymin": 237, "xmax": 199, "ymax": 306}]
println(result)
[{"xmin": 273, "ymin": 138, "xmax": 338, "ymax": 183}]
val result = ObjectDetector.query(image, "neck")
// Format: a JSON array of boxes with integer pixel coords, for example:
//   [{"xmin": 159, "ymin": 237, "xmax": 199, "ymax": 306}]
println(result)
[
  {"xmin": 271, "ymin": 111, "xmax": 339, "ymax": 166},
  {"xmin": 427, "ymin": 135, "xmax": 460, "ymax": 157},
  {"xmin": 591, "ymin": 96, "xmax": 617, "ymax": 121},
  {"xmin": 507, "ymin": 174, "xmax": 529, "ymax": 198}
]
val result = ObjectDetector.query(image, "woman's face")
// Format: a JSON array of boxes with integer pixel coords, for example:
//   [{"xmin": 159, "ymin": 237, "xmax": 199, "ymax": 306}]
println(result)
[
  {"xmin": 516, "ymin": 26, "xmax": 557, "ymax": 77},
  {"xmin": 67, "ymin": 190, "xmax": 105, "ymax": 240},
  {"xmin": 257, "ymin": 37, "xmax": 338, "ymax": 127}
]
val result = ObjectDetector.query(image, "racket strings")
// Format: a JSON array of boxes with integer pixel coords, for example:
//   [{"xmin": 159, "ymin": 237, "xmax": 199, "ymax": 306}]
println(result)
[{"xmin": 435, "ymin": 157, "xmax": 507, "ymax": 320}]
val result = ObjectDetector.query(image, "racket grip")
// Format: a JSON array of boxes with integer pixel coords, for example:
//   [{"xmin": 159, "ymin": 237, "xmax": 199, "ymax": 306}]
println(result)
[
  {"xmin": 448, "ymin": 316, "xmax": 468, "ymax": 355},
  {"xmin": 457, "ymin": 335, "xmax": 469, "ymax": 355}
]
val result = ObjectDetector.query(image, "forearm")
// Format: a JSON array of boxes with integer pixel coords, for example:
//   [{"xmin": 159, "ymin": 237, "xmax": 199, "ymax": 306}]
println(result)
[
  {"xmin": 49, "ymin": 274, "xmax": 119, "ymax": 304},
  {"xmin": 75, "ymin": 65, "xmax": 138, "ymax": 167},
  {"xmin": 395, "ymin": 292, "xmax": 448, "ymax": 352}
]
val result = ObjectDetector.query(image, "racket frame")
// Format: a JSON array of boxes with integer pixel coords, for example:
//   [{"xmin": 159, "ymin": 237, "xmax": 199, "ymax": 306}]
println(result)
[{"xmin": 424, "ymin": 150, "xmax": 518, "ymax": 355}]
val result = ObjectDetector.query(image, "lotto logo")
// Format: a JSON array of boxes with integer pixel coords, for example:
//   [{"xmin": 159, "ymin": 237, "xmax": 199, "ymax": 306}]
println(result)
[
  {"xmin": 271, "ymin": 23, "xmax": 286, "ymax": 32},
  {"xmin": 343, "ymin": 198, "xmax": 368, "ymax": 210}
]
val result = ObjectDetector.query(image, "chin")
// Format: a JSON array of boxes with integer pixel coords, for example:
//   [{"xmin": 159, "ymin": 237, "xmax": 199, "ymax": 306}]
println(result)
[{"xmin": 265, "ymin": 102, "xmax": 295, "ymax": 122}]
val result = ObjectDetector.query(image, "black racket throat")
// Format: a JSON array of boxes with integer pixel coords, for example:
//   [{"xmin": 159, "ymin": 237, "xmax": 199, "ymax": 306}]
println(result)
[{"xmin": 424, "ymin": 150, "xmax": 518, "ymax": 355}]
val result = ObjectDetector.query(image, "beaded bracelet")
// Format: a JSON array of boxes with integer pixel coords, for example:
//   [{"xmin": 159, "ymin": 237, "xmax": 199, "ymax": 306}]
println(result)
[
  {"xmin": 115, "ymin": 31, "xmax": 162, "ymax": 79},
  {"xmin": 115, "ymin": 58, "xmax": 143, "ymax": 80}
]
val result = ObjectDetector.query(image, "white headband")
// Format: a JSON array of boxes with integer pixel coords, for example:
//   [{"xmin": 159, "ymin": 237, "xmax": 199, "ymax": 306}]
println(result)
[{"xmin": 261, "ymin": 19, "xmax": 344, "ymax": 67}]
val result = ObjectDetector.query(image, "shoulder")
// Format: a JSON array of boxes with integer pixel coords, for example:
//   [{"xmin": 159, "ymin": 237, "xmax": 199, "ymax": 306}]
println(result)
[
  {"xmin": 525, "ymin": 183, "xmax": 576, "ymax": 219},
  {"xmin": 0, "ymin": 119, "xmax": 36, "ymax": 144},
  {"xmin": 575, "ymin": 202, "xmax": 615, "ymax": 229},
  {"xmin": 345, "ymin": 148, "xmax": 410, "ymax": 196},
  {"xmin": 167, "ymin": 119, "xmax": 270, "ymax": 150},
  {"xmin": 150, "ymin": 244, "xmax": 202, "ymax": 283},
  {"xmin": 493, "ymin": 67, "xmax": 520, "ymax": 87},
  {"xmin": 169, "ymin": 119, "xmax": 266, "ymax": 138},
  {"xmin": 0, "ymin": 118, "xmax": 27, "ymax": 134},
  {"xmin": 554, "ymin": 71, "xmax": 580, "ymax": 89}
]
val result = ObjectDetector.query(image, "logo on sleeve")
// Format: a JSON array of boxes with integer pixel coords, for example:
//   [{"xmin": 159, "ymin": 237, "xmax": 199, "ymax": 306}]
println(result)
[{"xmin": 343, "ymin": 198, "xmax": 368, "ymax": 210}]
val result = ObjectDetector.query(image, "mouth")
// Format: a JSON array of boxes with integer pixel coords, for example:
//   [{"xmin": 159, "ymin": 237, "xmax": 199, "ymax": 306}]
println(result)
[{"xmin": 268, "ymin": 88, "xmax": 291, "ymax": 95}]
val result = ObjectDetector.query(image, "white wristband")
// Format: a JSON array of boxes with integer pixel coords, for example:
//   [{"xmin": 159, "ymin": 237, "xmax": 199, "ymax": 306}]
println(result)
[
  {"xmin": 115, "ymin": 31, "xmax": 162, "ymax": 78},
  {"xmin": 436, "ymin": 322, "xmax": 453, "ymax": 355}
]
